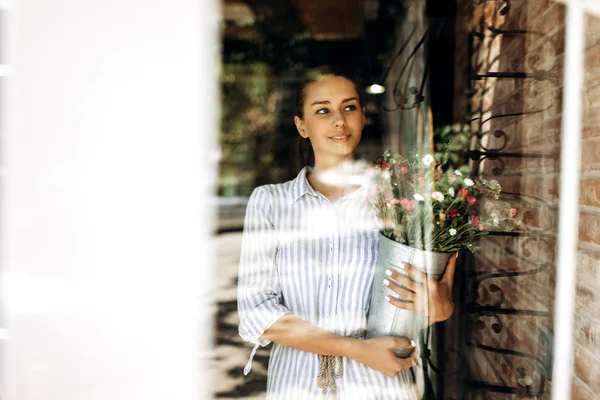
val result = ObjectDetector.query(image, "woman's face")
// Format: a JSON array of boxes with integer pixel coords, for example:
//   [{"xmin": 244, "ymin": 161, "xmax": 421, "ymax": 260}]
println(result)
[{"xmin": 294, "ymin": 75, "xmax": 365, "ymax": 163}]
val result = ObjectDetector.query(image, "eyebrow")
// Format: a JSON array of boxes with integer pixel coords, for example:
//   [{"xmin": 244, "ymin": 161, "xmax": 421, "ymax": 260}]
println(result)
[{"xmin": 309, "ymin": 97, "xmax": 359, "ymax": 106}]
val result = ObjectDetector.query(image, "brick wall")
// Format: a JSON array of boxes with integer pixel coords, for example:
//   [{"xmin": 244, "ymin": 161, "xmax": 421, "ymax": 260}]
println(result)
[
  {"xmin": 444, "ymin": 1, "xmax": 600, "ymax": 398},
  {"xmin": 573, "ymin": 11, "xmax": 600, "ymax": 400}
]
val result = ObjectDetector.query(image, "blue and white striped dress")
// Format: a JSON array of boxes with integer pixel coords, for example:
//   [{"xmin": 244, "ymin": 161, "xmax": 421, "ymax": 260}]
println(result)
[{"xmin": 237, "ymin": 166, "xmax": 420, "ymax": 399}]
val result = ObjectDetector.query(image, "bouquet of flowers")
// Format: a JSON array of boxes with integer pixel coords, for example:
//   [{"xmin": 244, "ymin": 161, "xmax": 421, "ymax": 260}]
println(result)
[
  {"xmin": 367, "ymin": 150, "xmax": 519, "ymax": 253},
  {"xmin": 365, "ymin": 150, "xmax": 519, "ymax": 356}
]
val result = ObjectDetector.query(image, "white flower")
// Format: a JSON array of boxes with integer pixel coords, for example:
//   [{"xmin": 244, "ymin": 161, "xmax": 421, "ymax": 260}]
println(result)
[
  {"xmin": 487, "ymin": 179, "xmax": 501, "ymax": 191},
  {"xmin": 432, "ymin": 191, "xmax": 445, "ymax": 202},
  {"xmin": 464, "ymin": 178, "xmax": 474, "ymax": 186},
  {"xmin": 382, "ymin": 171, "xmax": 391, "ymax": 180},
  {"xmin": 414, "ymin": 194, "xmax": 425, "ymax": 201},
  {"xmin": 448, "ymin": 187, "xmax": 455, "ymax": 197},
  {"xmin": 449, "ymin": 228, "xmax": 457, "ymax": 236},
  {"xmin": 422, "ymin": 154, "xmax": 435, "ymax": 166},
  {"xmin": 454, "ymin": 170, "xmax": 463, "ymax": 176}
]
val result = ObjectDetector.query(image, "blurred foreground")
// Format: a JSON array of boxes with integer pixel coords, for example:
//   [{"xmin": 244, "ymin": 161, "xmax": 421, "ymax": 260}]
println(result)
[{"xmin": 211, "ymin": 232, "xmax": 267, "ymax": 399}]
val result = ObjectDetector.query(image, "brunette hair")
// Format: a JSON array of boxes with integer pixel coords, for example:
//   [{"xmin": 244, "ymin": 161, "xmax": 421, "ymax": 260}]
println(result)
[{"xmin": 294, "ymin": 66, "xmax": 363, "ymax": 119}]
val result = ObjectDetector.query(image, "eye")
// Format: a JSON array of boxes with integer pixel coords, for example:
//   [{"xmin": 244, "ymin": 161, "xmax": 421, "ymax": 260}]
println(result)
[
  {"xmin": 344, "ymin": 104, "xmax": 358, "ymax": 111},
  {"xmin": 316, "ymin": 108, "xmax": 330, "ymax": 114}
]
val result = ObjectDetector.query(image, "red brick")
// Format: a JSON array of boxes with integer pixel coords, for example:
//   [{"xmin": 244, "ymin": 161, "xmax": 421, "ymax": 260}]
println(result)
[
  {"xmin": 577, "ymin": 245, "xmax": 600, "ymax": 294},
  {"xmin": 520, "ymin": 0, "xmax": 552, "ymax": 29},
  {"xmin": 582, "ymin": 139, "xmax": 600, "ymax": 172},
  {"xmin": 576, "ymin": 283, "xmax": 600, "ymax": 320},
  {"xmin": 521, "ymin": 204, "xmax": 559, "ymax": 230},
  {"xmin": 582, "ymin": 125, "xmax": 600, "ymax": 139},
  {"xmin": 573, "ymin": 312, "xmax": 600, "ymax": 358},
  {"xmin": 580, "ymin": 178, "xmax": 600, "ymax": 208},
  {"xmin": 584, "ymin": 66, "xmax": 600, "ymax": 108},
  {"xmin": 524, "ymin": 116, "xmax": 562, "ymax": 147},
  {"xmin": 529, "ymin": 4, "xmax": 565, "ymax": 36},
  {"xmin": 585, "ymin": 14, "xmax": 600, "ymax": 50},
  {"xmin": 526, "ymin": 38, "xmax": 560, "ymax": 72},
  {"xmin": 579, "ymin": 212, "xmax": 600, "ymax": 245},
  {"xmin": 583, "ymin": 104, "xmax": 600, "ymax": 125},
  {"xmin": 571, "ymin": 376, "xmax": 597, "ymax": 400},
  {"xmin": 574, "ymin": 343, "xmax": 600, "ymax": 394},
  {"xmin": 585, "ymin": 41, "xmax": 600, "ymax": 72},
  {"xmin": 524, "ymin": 174, "xmax": 560, "ymax": 202}
]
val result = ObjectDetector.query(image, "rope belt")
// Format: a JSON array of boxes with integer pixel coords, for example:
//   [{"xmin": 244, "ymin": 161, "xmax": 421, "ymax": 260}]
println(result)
[{"xmin": 316, "ymin": 332, "xmax": 365, "ymax": 395}]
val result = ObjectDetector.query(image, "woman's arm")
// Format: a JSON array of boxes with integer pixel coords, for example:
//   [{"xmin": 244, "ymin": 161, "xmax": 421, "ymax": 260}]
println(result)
[
  {"xmin": 238, "ymin": 187, "xmax": 416, "ymax": 377},
  {"xmin": 261, "ymin": 313, "xmax": 418, "ymax": 377},
  {"xmin": 237, "ymin": 187, "xmax": 290, "ymax": 347}
]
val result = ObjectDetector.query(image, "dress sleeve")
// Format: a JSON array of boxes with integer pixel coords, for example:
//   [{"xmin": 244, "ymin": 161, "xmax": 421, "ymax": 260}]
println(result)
[{"xmin": 237, "ymin": 186, "xmax": 290, "ymax": 349}]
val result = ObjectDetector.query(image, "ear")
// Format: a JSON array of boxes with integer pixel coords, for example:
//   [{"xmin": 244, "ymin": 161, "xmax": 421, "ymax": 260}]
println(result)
[{"xmin": 294, "ymin": 116, "xmax": 308, "ymax": 138}]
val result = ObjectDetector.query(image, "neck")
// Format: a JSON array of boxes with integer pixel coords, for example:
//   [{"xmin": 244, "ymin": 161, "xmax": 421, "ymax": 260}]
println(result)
[
  {"xmin": 312, "ymin": 153, "xmax": 355, "ymax": 176},
  {"xmin": 308, "ymin": 153, "xmax": 359, "ymax": 201}
]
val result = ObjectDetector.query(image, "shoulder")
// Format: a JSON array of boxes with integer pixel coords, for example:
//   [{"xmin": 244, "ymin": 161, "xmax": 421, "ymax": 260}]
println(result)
[{"xmin": 248, "ymin": 179, "xmax": 294, "ymax": 210}]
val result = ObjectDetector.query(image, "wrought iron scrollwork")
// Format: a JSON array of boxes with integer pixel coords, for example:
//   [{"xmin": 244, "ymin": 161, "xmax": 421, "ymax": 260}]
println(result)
[
  {"xmin": 437, "ymin": 1, "xmax": 558, "ymax": 398},
  {"xmin": 379, "ymin": 20, "xmax": 447, "ymax": 111}
]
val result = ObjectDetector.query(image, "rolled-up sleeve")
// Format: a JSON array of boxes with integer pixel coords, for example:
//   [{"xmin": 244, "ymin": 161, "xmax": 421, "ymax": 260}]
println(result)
[{"xmin": 237, "ymin": 186, "xmax": 289, "ymax": 347}]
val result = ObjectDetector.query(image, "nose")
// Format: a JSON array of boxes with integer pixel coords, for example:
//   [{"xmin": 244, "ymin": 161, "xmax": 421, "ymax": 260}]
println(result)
[{"xmin": 332, "ymin": 112, "xmax": 347, "ymax": 128}]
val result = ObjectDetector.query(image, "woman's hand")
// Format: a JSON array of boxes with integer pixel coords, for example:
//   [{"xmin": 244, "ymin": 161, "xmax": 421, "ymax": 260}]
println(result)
[
  {"xmin": 384, "ymin": 253, "xmax": 458, "ymax": 324},
  {"xmin": 349, "ymin": 336, "xmax": 417, "ymax": 377}
]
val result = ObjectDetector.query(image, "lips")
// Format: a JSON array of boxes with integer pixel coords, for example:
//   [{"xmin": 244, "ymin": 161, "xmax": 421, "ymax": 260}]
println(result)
[{"xmin": 328, "ymin": 133, "xmax": 351, "ymax": 143}]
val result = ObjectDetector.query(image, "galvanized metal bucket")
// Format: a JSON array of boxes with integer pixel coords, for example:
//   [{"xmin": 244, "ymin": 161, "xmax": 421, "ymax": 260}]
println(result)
[{"xmin": 366, "ymin": 233, "xmax": 452, "ymax": 358}]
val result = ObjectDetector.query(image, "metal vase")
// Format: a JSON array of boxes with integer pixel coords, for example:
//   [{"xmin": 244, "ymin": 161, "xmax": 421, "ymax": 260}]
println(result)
[{"xmin": 366, "ymin": 233, "xmax": 452, "ymax": 358}]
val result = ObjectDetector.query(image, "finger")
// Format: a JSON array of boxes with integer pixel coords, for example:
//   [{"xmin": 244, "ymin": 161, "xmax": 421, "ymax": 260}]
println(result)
[
  {"xmin": 384, "ymin": 278, "xmax": 416, "ymax": 301},
  {"xmin": 391, "ymin": 337, "xmax": 416, "ymax": 349},
  {"xmin": 396, "ymin": 262, "xmax": 429, "ymax": 285},
  {"xmin": 440, "ymin": 252, "xmax": 458, "ymax": 287},
  {"xmin": 397, "ymin": 353, "xmax": 418, "ymax": 370},
  {"xmin": 385, "ymin": 295, "xmax": 419, "ymax": 313},
  {"xmin": 398, "ymin": 356, "xmax": 417, "ymax": 369},
  {"xmin": 388, "ymin": 273, "xmax": 420, "ymax": 293}
]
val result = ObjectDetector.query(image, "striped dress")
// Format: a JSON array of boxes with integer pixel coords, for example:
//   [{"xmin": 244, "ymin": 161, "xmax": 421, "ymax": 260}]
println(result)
[{"xmin": 237, "ymin": 166, "xmax": 420, "ymax": 400}]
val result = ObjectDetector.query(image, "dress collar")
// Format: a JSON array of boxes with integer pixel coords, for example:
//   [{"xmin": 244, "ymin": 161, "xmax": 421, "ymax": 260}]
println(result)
[
  {"xmin": 288, "ymin": 163, "xmax": 370, "ymax": 205},
  {"xmin": 288, "ymin": 166, "xmax": 317, "ymax": 204}
]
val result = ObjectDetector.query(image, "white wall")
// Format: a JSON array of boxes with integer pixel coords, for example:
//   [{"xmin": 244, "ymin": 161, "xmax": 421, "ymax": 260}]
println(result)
[{"xmin": 1, "ymin": 1, "xmax": 217, "ymax": 399}]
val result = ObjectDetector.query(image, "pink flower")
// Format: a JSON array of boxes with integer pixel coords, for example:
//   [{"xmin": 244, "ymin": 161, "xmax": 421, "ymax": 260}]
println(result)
[
  {"xmin": 407, "ymin": 182, "xmax": 416, "ymax": 189},
  {"xmin": 400, "ymin": 198, "xmax": 416, "ymax": 211},
  {"xmin": 400, "ymin": 166, "xmax": 409, "ymax": 174},
  {"xmin": 448, "ymin": 174, "xmax": 456, "ymax": 183},
  {"xmin": 509, "ymin": 208, "xmax": 517, "ymax": 217},
  {"xmin": 391, "ymin": 198, "xmax": 401, "ymax": 205},
  {"xmin": 375, "ymin": 157, "xmax": 382, "ymax": 166},
  {"xmin": 471, "ymin": 216, "xmax": 480, "ymax": 227},
  {"xmin": 467, "ymin": 196, "xmax": 477, "ymax": 205},
  {"xmin": 381, "ymin": 162, "xmax": 391, "ymax": 171},
  {"xmin": 478, "ymin": 223, "xmax": 485, "ymax": 231},
  {"xmin": 458, "ymin": 188, "xmax": 469, "ymax": 199},
  {"xmin": 448, "ymin": 208, "xmax": 459, "ymax": 218},
  {"xmin": 417, "ymin": 175, "xmax": 425, "ymax": 185}
]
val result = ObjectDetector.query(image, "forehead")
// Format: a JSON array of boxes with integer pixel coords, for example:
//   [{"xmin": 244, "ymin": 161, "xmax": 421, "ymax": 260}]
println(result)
[{"xmin": 304, "ymin": 75, "xmax": 358, "ymax": 103}]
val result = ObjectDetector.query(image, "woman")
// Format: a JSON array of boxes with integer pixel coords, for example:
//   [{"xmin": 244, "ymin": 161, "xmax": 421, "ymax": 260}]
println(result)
[{"xmin": 237, "ymin": 71, "xmax": 457, "ymax": 399}]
